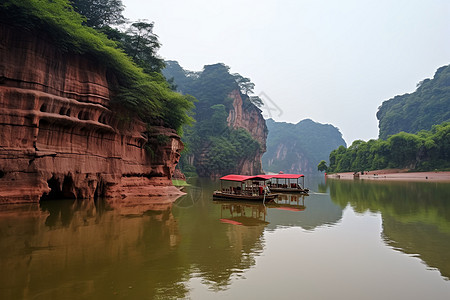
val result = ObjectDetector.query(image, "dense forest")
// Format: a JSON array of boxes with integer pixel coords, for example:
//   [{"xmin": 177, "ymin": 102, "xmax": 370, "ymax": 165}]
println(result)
[
  {"xmin": 263, "ymin": 119, "xmax": 346, "ymax": 174},
  {"xmin": 163, "ymin": 61, "xmax": 264, "ymax": 177},
  {"xmin": 377, "ymin": 65, "xmax": 450, "ymax": 140},
  {"xmin": 326, "ymin": 122, "xmax": 450, "ymax": 172},
  {"xmin": 0, "ymin": 0, "xmax": 194, "ymax": 133},
  {"xmin": 326, "ymin": 64, "xmax": 450, "ymax": 173}
]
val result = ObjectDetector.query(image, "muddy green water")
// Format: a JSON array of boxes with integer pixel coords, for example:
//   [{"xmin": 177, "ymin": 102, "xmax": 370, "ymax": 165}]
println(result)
[{"xmin": 1, "ymin": 177, "xmax": 450, "ymax": 299}]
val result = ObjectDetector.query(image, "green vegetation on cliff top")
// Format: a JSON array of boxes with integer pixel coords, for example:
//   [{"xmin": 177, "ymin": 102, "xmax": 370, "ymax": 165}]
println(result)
[
  {"xmin": 377, "ymin": 64, "xmax": 450, "ymax": 140},
  {"xmin": 0, "ymin": 0, "xmax": 194, "ymax": 133}
]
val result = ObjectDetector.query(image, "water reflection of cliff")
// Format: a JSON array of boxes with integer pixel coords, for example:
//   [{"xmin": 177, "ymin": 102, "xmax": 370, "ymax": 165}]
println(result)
[
  {"xmin": 0, "ymin": 198, "xmax": 187, "ymax": 299},
  {"xmin": 327, "ymin": 180, "xmax": 450, "ymax": 280},
  {"xmin": 0, "ymin": 180, "xmax": 269, "ymax": 298}
]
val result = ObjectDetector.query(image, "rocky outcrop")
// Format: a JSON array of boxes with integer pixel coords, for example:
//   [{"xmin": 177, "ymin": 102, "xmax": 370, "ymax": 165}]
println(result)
[
  {"xmin": 0, "ymin": 24, "xmax": 183, "ymax": 204},
  {"xmin": 227, "ymin": 90, "xmax": 267, "ymax": 175}
]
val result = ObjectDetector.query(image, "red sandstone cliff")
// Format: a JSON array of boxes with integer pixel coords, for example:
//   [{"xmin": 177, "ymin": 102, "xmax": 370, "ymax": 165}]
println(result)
[
  {"xmin": 227, "ymin": 90, "xmax": 267, "ymax": 175},
  {"xmin": 0, "ymin": 24, "xmax": 183, "ymax": 203}
]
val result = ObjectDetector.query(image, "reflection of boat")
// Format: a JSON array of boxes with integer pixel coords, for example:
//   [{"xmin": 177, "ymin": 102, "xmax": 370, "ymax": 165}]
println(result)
[
  {"xmin": 267, "ymin": 173, "xmax": 309, "ymax": 194},
  {"xmin": 213, "ymin": 175, "xmax": 277, "ymax": 202},
  {"xmin": 267, "ymin": 193, "xmax": 307, "ymax": 212},
  {"xmin": 214, "ymin": 200, "xmax": 269, "ymax": 226}
]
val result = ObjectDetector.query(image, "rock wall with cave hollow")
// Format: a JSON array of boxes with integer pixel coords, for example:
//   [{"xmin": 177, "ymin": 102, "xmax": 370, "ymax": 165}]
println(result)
[{"xmin": 0, "ymin": 24, "xmax": 183, "ymax": 204}]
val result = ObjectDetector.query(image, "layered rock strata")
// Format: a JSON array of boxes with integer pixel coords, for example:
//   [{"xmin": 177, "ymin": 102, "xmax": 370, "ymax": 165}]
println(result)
[
  {"xmin": 227, "ymin": 90, "xmax": 267, "ymax": 175},
  {"xmin": 0, "ymin": 24, "xmax": 183, "ymax": 203}
]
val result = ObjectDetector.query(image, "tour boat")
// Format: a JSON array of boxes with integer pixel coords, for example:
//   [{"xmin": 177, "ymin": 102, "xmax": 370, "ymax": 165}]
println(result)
[
  {"xmin": 213, "ymin": 174, "xmax": 278, "ymax": 202},
  {"xmin": 266, "ymin": 173, "xmax": 309, "ymax": 194}
]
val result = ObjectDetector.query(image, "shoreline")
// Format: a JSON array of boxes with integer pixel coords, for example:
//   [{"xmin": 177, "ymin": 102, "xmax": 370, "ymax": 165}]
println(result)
[{"xmin": 326, "ymin": 169, "xmax": 450, "ymax": 182}]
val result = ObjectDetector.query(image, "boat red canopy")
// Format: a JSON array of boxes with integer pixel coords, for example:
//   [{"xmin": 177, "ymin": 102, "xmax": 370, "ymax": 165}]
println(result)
[
  {"xmin": 270, "ymin": 174, "xmax": 304, "ymax": 179},
  {"xmin": 220, "ymin": 175, "xmax": 251, "ymax": 182},
  {"xmin": 220, "ymin": 174, "xmax": 303, "ymax": 182},
  {"xmin": 220, "ymin": 174, "xmax": 273, "ymax": 182}
]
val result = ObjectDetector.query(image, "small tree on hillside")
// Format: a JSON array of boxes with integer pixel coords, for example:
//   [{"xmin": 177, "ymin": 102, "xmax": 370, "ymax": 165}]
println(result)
[{"xmin": 317, "ymin": 160, "xmax": 328, "ymax": 172}]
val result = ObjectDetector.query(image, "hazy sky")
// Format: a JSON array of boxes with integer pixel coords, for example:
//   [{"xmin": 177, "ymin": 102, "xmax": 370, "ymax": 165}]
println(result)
[{"xmin": 123, "ymin": 0, "xmax": 449, "ymax": 145}]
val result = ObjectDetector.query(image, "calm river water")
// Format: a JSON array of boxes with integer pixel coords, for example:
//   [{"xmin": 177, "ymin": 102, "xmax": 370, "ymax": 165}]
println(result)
[{"xmin": 1, "ymin": 177, "xmax": 450, "ymax": 299}]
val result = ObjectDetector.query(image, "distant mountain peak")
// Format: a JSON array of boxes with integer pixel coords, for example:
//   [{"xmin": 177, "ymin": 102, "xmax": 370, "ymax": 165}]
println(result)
[{"xmin": 262, "ymin": 119, "xmax": 346, "ymax": 174}]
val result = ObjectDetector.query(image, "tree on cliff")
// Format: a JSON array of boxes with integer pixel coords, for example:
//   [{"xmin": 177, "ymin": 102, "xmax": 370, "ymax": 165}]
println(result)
[
  {"xmin": 122, "ymin": 21, "xmax": 165, "ymax": 73},
  {"xmin": 233, "ymin": 74, "xmax": 255, "ymax": 95},
  {"xmin": 69, "ymin": 0, "xmax": 165, "ymax": 73},
  {"xmin": 249, "ymin": 96, "xmax": 264, "ymax": 108},
  {"xmin": 70, "ymin": 0, "xmax": 125, "ymax": 28},
  {"xmin": 98, "ymin": 21, "xmax": 165, "ymax": 74}
]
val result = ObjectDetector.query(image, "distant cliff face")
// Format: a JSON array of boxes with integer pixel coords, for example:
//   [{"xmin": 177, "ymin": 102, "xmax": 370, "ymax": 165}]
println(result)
[
  {"xmin": 227, "ymin": 90, "xmax": 267, "ymax": 175},
  {"xmin": 262, "ymin": 119, "xmax": 346, "ymax": 174},
  {"xmin": 0, "ymin": 24, "xmax": 183, "ymax": 203},
  {"xmin": 265, "ymin": 143, "xmax": 310, "ymax": 173}
]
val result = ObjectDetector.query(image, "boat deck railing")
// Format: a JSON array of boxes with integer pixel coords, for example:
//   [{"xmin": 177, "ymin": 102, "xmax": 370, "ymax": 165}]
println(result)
[
  {"xmin": 221, "ymin": 186, "xmax": 266, "ymax": 196},
  {"xmin": 268, "ymin": 183, "xmax": 302, "ymax": 189}
]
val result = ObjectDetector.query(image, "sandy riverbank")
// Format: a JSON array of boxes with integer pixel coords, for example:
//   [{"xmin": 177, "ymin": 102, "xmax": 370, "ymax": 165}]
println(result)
[{"xmin": 326, "ymin": 169, "xmax": 450, "ymax": 182}]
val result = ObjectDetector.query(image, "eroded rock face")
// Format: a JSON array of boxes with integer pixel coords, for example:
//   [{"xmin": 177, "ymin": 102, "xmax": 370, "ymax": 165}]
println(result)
[
  {"xmin": 0, "ymin": 24, "xmax": 183, "ymax": 203},
  {"xmin": 227, "ymin": 90, "xmax": 267, "ymax": 175}
]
